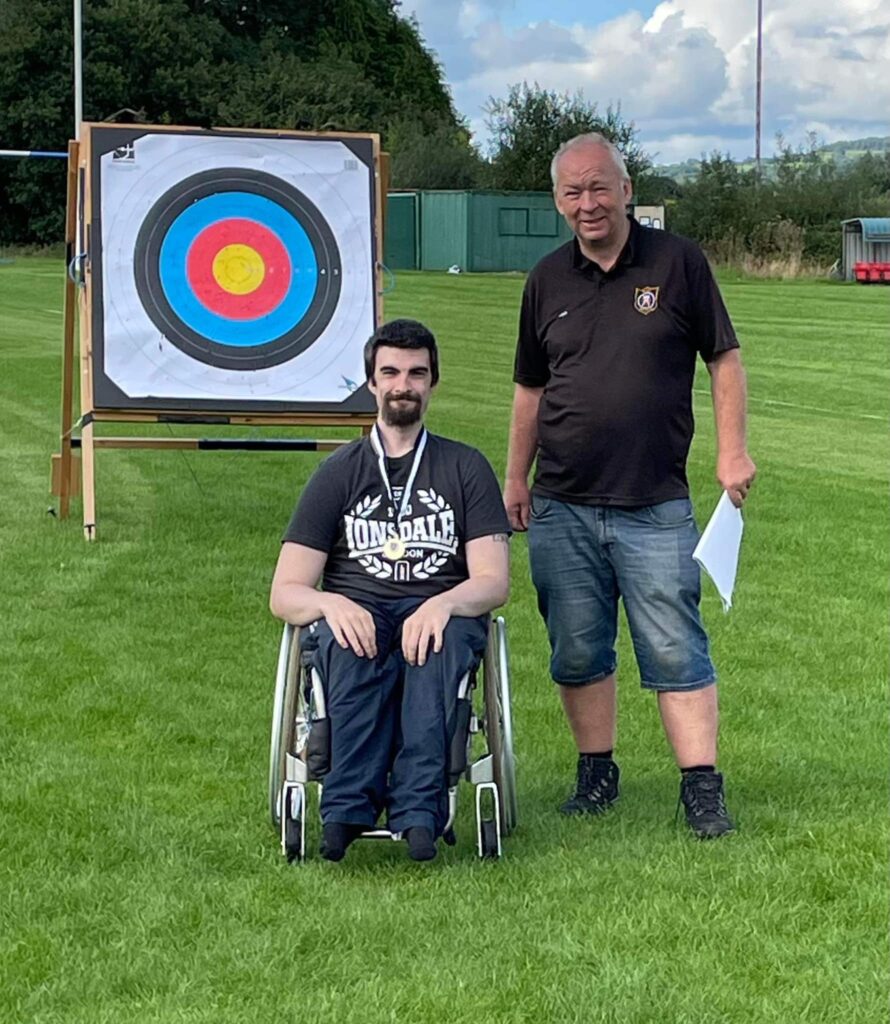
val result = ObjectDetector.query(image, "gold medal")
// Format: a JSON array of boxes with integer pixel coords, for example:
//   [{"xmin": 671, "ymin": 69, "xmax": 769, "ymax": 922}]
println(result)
[{"xmin": 382, "ymin": 536, "xmax": 406, "ymax": 561}]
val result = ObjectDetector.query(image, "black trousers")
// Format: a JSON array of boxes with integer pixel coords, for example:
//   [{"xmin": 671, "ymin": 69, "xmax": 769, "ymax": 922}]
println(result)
[{"xmin": 310, "ymin": 597, "xmax": 488, "ymax": 836}]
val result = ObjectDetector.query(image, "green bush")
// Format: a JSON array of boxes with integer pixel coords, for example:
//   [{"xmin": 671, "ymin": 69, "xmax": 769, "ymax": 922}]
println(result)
[{"xmin": 669, "ymin": 140, "xmax": 890, "ymax": 269}]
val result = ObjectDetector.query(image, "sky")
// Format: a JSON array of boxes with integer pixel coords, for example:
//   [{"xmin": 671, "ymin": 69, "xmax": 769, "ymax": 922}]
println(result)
[{"xmin": 403, "ymin": 0, "xmax": 890, "ymax": 166}]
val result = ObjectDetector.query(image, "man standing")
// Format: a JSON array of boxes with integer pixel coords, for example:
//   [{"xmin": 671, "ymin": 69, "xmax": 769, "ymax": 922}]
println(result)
[
  {"xmin": 271, "ymin": 319, "xmax": 510, "ymax": 862},
  {"xmin": 504, "ymin": 133, "xmax": 755, "ymax": 838}
]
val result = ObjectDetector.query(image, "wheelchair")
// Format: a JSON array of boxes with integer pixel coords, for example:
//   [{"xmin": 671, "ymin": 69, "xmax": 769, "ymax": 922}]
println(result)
[{"xmin": 268, "ymin": 616, "xmax": 517, "ymax": 862}]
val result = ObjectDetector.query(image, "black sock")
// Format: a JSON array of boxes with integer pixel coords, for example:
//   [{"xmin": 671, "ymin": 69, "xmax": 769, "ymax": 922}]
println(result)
[
  {"xmin": 681, "ymin": 764, "xmax": 716, "ymax": 775},
  {"xmin": 580, "ymin": 749, "xmax": 614, "ymax": 761}
]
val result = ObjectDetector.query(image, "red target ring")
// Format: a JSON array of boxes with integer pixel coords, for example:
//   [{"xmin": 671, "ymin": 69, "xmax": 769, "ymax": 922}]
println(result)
[{"xmin": 186, "ymin": 219, "xmax": 292, "ymax": 321}]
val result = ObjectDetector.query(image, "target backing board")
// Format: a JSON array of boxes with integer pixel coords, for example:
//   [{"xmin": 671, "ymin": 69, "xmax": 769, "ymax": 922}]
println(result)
[{"xmin": 83, "ymin": 124, "xmax": 380, "ymax": 414}]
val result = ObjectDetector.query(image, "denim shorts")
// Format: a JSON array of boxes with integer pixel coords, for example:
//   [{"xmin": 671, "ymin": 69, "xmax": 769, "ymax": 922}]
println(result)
[{"xmin": 527, "ymin": 495, "xmax": 716, "ymax": 692}]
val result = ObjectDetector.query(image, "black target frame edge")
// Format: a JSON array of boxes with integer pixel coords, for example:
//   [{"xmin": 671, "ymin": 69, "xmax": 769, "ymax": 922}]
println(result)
[{"xmin": 87, "ymin": 124, "xmax": 377, "ymax": 414}]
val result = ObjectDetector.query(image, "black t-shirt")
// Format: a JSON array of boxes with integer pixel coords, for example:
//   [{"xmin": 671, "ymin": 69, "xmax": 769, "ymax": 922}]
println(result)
[
  {"xmin": 514, "ymin": 219, "xmax": 739, "ymax": 506},
  {"xmin": 283, "ymin": 432, "xmax": 510, "ymax": 603}
]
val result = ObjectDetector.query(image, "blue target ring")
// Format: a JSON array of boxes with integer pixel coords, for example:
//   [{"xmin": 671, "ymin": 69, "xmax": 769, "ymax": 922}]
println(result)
[
  {"xmin": 134, "ymin": 169, "xmax": 342, "ymax": 370},
  {"xmin": 159, "ymin": 193, "xmax": 317, "ymax": 346}
]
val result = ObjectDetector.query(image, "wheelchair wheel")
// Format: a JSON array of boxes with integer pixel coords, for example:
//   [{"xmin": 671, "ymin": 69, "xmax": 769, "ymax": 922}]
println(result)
[
  {"xmin": 268, "ymin": 624, "xmax": 301, "ymax": 827},
  {"xmin": 482, "ymin": 616, "xmax": 518, "ymax": 834}
]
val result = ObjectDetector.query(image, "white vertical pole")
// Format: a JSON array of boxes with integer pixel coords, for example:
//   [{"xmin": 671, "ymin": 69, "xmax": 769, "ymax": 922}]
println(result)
[
  {"xmin": 755, "ymin": 0, "xmax": 763, "ymax": 178},
  {"xmin": 74, "ymin": 0, "xmax": 83, "ymax": 139}
]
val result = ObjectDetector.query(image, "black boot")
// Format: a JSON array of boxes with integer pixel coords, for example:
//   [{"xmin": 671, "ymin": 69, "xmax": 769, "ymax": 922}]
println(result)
[
  {"xmin": 559, "ymin": 755, "xmax": 620, "ymax": 815},
  {"xmin": 679, "ymin": 771, "xmax": 734, "ymax": 839}
]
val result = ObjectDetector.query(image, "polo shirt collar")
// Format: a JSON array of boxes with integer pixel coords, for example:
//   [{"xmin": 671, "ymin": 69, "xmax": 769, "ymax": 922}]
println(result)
[{"xmin": 571, "ymin": 216, "xmax": 639, "ymax": 273}]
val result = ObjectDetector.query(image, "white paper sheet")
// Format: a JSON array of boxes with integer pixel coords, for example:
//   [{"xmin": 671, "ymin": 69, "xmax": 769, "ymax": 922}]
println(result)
[{"xmin": 693, "ymin": 491, "xmax": 744, "ymax": 611}]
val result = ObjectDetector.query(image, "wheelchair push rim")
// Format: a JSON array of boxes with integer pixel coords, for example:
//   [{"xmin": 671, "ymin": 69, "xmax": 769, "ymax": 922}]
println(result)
[
  {"xmin": 483, "ymin": 616, "xmax": 518, "ymax": 834},
  {"xmin": 269, "ymin": 623, "xmax": 302, "ymax": 827}
]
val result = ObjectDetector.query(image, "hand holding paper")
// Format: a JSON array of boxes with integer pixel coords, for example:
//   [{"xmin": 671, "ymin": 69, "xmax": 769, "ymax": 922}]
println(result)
[{"xmin": 693, "ymin": 491, "xmax": 744, "ymax": 611}]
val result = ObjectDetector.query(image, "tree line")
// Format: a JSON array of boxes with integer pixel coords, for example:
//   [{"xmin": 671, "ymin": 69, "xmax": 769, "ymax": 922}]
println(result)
[
  {"xmin": 2, "ymin": 0, "xmax": 888, "ymax": 267},
  {"xmin": 647, "ymin": 142, "xmax": 890, "ymax": 267},
  {"xmin": 0, "ymin": 0, "xmax": 467, "ymax": 243}
]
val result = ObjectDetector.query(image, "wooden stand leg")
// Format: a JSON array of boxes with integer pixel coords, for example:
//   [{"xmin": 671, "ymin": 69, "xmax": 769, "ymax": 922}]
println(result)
[
  {"xmin": 58, "ymin": 140, "xmax": 79, "ymax": 518},
  {"xmin": 81, "ymin": 420, "xmax": 96, "ymax": 541}
]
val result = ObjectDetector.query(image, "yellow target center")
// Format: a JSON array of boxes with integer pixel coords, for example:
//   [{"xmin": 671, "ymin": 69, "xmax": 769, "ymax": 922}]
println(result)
[{"xmin": 212, "ymin": 244, "xmax": 265, "ymax": 295}]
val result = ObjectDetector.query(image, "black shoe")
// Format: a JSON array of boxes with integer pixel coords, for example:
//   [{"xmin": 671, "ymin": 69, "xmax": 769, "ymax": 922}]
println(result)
[
  {"xmin": 679, "ymin": 770, "xmax": 735, "ymax": 839},
  {"xmin": 404, "ymin": 826, "xmax": 437, "ymax": 861},
  {"xmin": 320, "ymin": 822, "xmax": 363, "ymax": 861},
  {"xmin": 560, "ymin": 756, "xmax": 620, "ymax": 815}
]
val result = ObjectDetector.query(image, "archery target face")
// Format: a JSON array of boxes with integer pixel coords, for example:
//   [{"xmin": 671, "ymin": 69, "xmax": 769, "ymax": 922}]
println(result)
[{"xmin": 98, "ymin": 132, "xmax": 376, "ymax": 405}]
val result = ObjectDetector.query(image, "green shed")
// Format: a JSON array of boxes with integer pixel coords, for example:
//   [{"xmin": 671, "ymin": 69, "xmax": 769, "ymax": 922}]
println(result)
[
  {"xmin": 462, "ymin": 191, "xmax": 573, "ymax": 271},
  {"xmin": 418, "ymin": 191, "xmax": 471, "ymax": 270},
  {"xmin": 383, "ymin": 192, "xmax": 665, "ymax": 273},
  {"xmin": 383, "ymin": 192, "xmax": 419, "ymax": 270},
  {"xmin": 384, "ymin": 190, "xmax": 573, "ymax": 272}
]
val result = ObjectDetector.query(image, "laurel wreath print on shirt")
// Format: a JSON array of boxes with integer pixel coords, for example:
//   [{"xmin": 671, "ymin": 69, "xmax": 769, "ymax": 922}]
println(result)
[
  {"xmin": 354, "ymin": 494, "xmax": 382, "ymax": 519},
  {"xmin": 413, "ymin": 489, "xmax": 453, "ymax": 577},
  {"xmin": 417, "ymin": 488, "xmax": 447, "ymax": 512},
  {"xmin": 351, "ymin": 496, "xmax": 392, "ymax": 578},
  {"xmin": 411, "ymin": 552, "xmax": 450, "ymax": 579},
  {"xmin": 358, "ymin": 554, "xmax": 394, "ymax": 579}
]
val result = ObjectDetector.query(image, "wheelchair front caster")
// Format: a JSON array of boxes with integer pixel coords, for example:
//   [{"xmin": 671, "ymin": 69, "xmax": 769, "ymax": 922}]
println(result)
[
  {"xmin": 475, "ymin": 782, "xmax": 502, "ymax": 859},
  {"xmin": 480, "ymin": 819, "xmax": 500, "ymax": 860},
  {"xmin": 280, "ymin": 782, "xmax": 306, "ymax": 863}
]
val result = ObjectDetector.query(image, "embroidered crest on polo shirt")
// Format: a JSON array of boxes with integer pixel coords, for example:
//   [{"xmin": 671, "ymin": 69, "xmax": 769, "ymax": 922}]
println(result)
[
  {"xmin": 343, "ymin": 488, "xmax": 458, "ymax": 582},
  {"xmin": 634, "ymin": 286, "xmax": 660, "ymax": 316}
]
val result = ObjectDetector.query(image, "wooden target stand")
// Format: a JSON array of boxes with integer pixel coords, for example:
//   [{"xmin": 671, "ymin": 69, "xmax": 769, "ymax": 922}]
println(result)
[{"xmin": 52, "ymin": 130, "xmax": 391, "ymax": 540}]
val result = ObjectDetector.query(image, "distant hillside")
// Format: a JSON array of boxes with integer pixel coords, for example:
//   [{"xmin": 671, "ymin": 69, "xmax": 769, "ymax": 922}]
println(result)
[
  {"xmin": 821, "ymin": 137, "xmax": 889, "ymax": 155},
  {"xmin": 656, "ymin": 136, "xmax": 890, "ymax": 183}
]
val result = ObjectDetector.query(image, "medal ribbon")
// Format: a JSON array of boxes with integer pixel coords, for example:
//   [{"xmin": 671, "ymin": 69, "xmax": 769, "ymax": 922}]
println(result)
[{"xmin": 369, "ymin": 425, "xmax": 428, "ymax": 524}]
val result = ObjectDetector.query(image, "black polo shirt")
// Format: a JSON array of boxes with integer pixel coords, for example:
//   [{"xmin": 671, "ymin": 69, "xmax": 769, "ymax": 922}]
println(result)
[{"xmin": 514, "ymin": 219, "xmax": 739, "ymax": 506}]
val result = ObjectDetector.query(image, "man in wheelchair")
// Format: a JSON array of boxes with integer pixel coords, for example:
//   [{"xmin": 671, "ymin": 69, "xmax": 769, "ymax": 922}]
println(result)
[{"xmin": 270, "ymin": 319, "xmax": 510, "ymax": 862}]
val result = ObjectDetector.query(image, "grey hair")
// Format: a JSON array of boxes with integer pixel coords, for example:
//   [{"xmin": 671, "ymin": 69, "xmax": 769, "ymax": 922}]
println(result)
[{"xmin": 550, "ymin": 133, "xmax": 630, "ymax": 188}]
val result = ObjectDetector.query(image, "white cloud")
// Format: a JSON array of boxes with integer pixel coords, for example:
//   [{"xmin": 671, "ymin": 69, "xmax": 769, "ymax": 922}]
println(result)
[{"xmin": 404, "ymin": 0, "xmax": 890, "ymax": 163}]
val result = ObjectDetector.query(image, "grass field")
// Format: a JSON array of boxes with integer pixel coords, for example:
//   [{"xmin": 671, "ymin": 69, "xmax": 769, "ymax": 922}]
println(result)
[{"xmin": 1, "ymin": 260, "xmax": 887, "ymax": 1023}]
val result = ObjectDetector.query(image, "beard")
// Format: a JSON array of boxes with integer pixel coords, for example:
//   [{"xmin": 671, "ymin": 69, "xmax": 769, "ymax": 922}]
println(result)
[{"xmin": 381, "ymin": 393, "xmax": 422, "ymax": 427}]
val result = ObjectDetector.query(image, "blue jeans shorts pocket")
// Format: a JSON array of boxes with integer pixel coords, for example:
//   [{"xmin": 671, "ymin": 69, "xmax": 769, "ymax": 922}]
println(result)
[
  {"xmin": 530, "ymin": 493, "xmax": 553, "ymax": 520},
  {"xmin": 639, "ymin": 497, "xmax": 696, "ymax": 528}
]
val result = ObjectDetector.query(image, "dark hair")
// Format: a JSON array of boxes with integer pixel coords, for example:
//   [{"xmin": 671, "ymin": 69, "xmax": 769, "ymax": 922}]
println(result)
[{"xmin": 363, "ymin": 319, "xmax": 439, "ymax": 385}]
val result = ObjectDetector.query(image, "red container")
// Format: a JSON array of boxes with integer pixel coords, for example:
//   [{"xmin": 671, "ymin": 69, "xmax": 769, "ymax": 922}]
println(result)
[{"xmin": 853, "ymin": 261, "xmax": 890, "ymax": 284}]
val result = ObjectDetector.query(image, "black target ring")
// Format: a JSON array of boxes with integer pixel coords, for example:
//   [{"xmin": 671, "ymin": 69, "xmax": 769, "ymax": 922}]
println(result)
[{"xmin": 133, "ymin": 168, "xmax": 342, "ymax": 371}]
